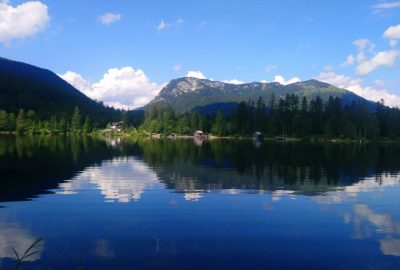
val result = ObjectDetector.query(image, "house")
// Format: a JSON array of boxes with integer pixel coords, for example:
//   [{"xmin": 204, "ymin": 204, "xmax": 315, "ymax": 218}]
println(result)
[
  {"xmin": 253, "ymin": 131, "xmax": 263, "ymax": 141},
  {"xmin": 111, "ymin": 121, "xmax": 123, "ymax": 131},
  {"xmin": 194, "ymin": 130, "xmax": 206, "ymax": 139},
  {"xmin": 167, "ymin": 133, "xmax": 177, "ymax": 139}
]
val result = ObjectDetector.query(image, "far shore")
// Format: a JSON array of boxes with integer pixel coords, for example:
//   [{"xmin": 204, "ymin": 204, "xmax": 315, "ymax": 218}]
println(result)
[{"xmin": 3, "ymin": 130, "xmax": 400, "ymax": 144}]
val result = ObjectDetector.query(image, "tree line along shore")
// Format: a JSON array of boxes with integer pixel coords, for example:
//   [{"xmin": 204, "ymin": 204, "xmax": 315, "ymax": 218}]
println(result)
[{"xmin": 1, "ymin": 95, "xmax": 400, "ymax": 140}]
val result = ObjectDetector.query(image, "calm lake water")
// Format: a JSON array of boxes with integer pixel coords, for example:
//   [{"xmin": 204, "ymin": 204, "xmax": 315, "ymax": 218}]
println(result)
[{"xmin": 0, "ymin": 136, "xmax": 400, "ymax": 270}]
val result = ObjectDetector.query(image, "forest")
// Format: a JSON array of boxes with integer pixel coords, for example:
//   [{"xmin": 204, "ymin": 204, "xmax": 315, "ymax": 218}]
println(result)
[
  {"xmin": 2, "ymin": 94, "xmax": 400, "ymax": 139},
  {"xmin": 0, "ymin": 106, "xmax": 95, "ymax": 134},
  {"xmin": 141, "ymin": 94, "xmax": 400, "ymax": 139}
]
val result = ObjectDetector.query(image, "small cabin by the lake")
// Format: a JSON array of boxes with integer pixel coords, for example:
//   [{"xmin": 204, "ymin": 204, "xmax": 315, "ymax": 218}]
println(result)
[
  {"xmin": 253, "ymin": 131, "xmax": 263, "ymax": 141},
  {"xmin": 111, "ymin": 121, "xmax": 123, "ymax": 131},
  {"xmin": 194, "ymin": 130, "xmax": 206, "ymax": 139}
]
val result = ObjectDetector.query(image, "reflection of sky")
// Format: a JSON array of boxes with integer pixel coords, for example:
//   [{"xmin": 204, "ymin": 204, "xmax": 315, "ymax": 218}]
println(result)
[
  {"xmin": 312, "ymin": 174, "xmax": 400, "ymax": 257},
  {"xmin": 54, "ymin": 156, "xmax": 400, "ymax": 259},
  {"xmin": 57, "ymin": 157, "xmax": 163, "ymax": 203},
  {"xmin": 0, "ymin": 220, "xmax": 42, "ymax": 261}
]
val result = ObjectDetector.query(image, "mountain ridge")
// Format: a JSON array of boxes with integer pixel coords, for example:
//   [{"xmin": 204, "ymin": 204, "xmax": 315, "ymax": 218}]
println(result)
[
  {"xmin": 148, "ymin": 77, "xmax": 374, "ymax": 113},
  {"xmin": 0, "ymin": 57, "xmax": 119, "ymax": 123}
]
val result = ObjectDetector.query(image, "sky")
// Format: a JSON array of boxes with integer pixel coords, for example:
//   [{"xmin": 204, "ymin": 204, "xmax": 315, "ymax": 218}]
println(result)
[{"xmin": 1, "ymin": 0, "xmax": 400, "ymax": 109}]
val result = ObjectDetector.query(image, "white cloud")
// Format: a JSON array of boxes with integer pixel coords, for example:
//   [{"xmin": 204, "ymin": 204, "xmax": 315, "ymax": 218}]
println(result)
[
  {"xmin": 98, "ymin": 12, "xmax": 121, "ymax": 25},
  {"xmin": 353, "ymin": 39, "xmax": 371, "ymax": 50},
  {"xmin": 157, "ymin": 20, "xmax": 169, "ymax": 31},
  {"xmin": 173, "ymin": 64, "xmax": 181, "ymax": 72},
  {"xmin": 341, "ymin": 54, "xmax": 355, "ymax": 66},
  {"xmin": 59, "ymin": 67, "xmax": 164, "ymax": 109},
  {"xmin": 273, "ymin": 75, "xmax": 301, "ymax": 85},
  {"xmin": 317, "ymin": 72, "xmax": 400, "ymax": 107},
  {"xmin": 185, "ymin": 71, "xmax": 206, "ymax": 79},
  {"xmin": 356, "ymin": 49, "xmax": 400, "ymax": 75},
  {"xmin": 264, "ymin": 64, "xmax": 277, "ymax": 73},
  {"xmin": 373, "ymin": 2, "xmax": 400, "ymax": 9},
  {"xmin": 157, "ymin": 18, "xmax": 184, "ymax": 31},
  {"xmin": 260, "ymin": 80, "xmax": 269, "ymax": 83},
  {"xmin": 0, "ymin": 0, "xmax": 49, "ymax": 45},
  {"xmin": 58, "ymin": 71, "xmax": 92, "ymax": 93},
  {"xmin": 346, "ymin": 37, "xmax": 400, "ymax": 75},
  {"xmin": 223, "ymin": 79, "xmax": 245, "ymax": 85},
  {"xmin": 383, "ymin": 23, "xmax": 400, "ymax": 47}
]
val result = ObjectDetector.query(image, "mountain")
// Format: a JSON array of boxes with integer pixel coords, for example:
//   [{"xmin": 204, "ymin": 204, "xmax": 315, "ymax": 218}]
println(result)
[
  {"xmin": 149, "ymin": 77, "xmax": 375, "ymax": 113},
  {"xmin": 0, "ymin": 57, "xmax": 119, "ymax": 122}
]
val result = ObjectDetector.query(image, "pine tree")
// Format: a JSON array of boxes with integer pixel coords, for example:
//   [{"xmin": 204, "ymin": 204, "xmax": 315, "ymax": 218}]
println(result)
[
  {"xmin": 190, "ymin": 112, "xmax": 199, "ymax": 132},
  {"xmin": 83, "ymin": 116, "xmax": 91, "ymax": 133},
  {"xmin": 121, "ymin": 111, "xmax": 128, "ymax": 128},
  {"xmin": 211, "ymin": 110, "xmax": 227, "ymax": 136},
  {"xmin": 71, "ymin": 106, "xmax": 81, "ymax": 133},
  {"xmin": 177, "ymin": 114, "xmax": 191, "ymax": 134},
  {"xmin": 50, "ymin": 116, "xmax": 58, "ymax": 132},
  {"xmin": 0, "ymin": 110, "xmax": 6, "ymax": 131},
  {"xmin": 16, "ymin": 109, "xmax": 25, "ymax": 134}
]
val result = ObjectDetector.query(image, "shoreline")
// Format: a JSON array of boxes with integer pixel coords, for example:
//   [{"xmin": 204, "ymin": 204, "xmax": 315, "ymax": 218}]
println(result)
[{"xmin": 2, "ymin": 131, "xmax": 400, "ymax": 143}]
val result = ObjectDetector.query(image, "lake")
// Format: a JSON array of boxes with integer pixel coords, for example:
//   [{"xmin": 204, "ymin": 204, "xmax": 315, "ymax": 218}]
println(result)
[{"xmin": 0, "ymin": 135, "xmax": 400, "ymax": 269}]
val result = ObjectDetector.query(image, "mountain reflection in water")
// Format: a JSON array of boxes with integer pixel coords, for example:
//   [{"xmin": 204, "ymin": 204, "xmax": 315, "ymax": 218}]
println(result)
[{"xmin": 0, "ymin": 135, "xmax": 400, "ymax": 270}]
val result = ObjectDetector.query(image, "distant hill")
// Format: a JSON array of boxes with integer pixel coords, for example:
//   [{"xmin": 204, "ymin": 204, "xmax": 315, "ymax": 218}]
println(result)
[
  {"xmin": 0, "ymin": 57, "xmax": 119, "ymax": 123},
  {"xmin": 148, "ymin": 77, "xmax": 375, "ymax": 113}
]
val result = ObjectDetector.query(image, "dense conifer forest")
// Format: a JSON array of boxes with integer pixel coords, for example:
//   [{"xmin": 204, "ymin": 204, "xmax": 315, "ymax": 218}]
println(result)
[
  {"xmin": 2, "ymin": 94, "xmax": 400, "ymax": 139},
  {"xmin": 141, "ymin": 94, "xmax": 400, "ymax": 139}
]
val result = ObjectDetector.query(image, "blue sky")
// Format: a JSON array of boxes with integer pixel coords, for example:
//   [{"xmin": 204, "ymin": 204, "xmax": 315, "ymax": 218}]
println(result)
[{"xmin": 1, "ymin": 0, "xmax": 400, "ymax": 108}]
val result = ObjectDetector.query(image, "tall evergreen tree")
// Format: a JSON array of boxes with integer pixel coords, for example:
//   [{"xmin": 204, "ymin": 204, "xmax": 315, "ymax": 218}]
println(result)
[
  {"xmin": 0, "ymin": 110, "xmax": 6, "ymax": 131},
  {"xmin": 211, "ymin": 110, "xmax": 227, "ymax": 136},
  {"xmin": 16, "ymin": 109, "xmax": 25, "ymax": 134},
  {"xmin": 72, "ymin": 106, "xmax": 81, "ymax": 133},
  {"xmin": 83, "ymin": 115, "xmax": 91, "ymax": 133}
]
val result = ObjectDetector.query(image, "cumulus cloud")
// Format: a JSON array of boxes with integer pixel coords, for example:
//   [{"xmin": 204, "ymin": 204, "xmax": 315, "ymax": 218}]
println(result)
[
  {"xmin": 0, "ymin": 0, "xmax": 49, "ymax": 45},
  {"xmin": 98, "ymin": 12, "xmax": 121, "ymax": 25},
  {"xmin": 185, "ymin": 71, "xmax": 206, "ymax": 79},
  {"xmin": 383, "ymin": 23, "xmax": 400, "ymax": 47},
  {"xmin": 59, "ymin": 67, "xmax": 164, "ymax": 109},
  {"xmin": 273, "ymin": 75, "xmax": 301, "ymax": 85},
  {"xmin": 223, "ymin": 79, "xmax": 245, "ymax": 85},
  {"xmin": 346, "ymin": 37, "xmax": 400, "ymax": 75},
  {"xmin": 157, "ymin": 18, "xmax": 184, "ymax": 31},
  {"xmin": 356, "ymin": 50, "xmax": 400, "ymax": 75},
  {"xmin": 59, "ymin": 71, "xmax": 92, "ymax": 93},
  {"xmin": 317, "ymin": 72, "xmax": 400, "ymax": 107}
]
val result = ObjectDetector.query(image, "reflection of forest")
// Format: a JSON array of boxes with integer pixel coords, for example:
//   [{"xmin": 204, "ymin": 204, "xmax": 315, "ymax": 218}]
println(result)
[
  {"xmin": 1, "ymin": 136, "xmax": 400, "ymax": 203},
  {"xmin": 139, "ymin": 139, "xmax": 400, "ymax": 195},
  {"xmin": 0, "ymin": 135, "xmax": 122, "ymax": 202}
]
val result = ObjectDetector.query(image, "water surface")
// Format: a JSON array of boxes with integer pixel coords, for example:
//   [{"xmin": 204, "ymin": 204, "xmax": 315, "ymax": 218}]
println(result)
[{"xmin": 0, "ymin": 136, "xmax": 400, "ymax": 269}]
